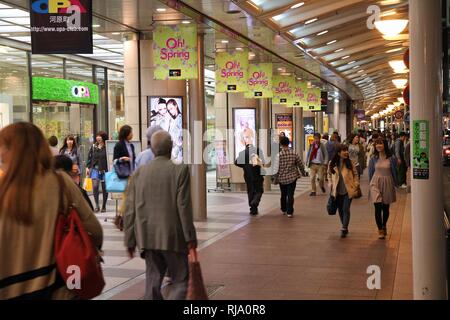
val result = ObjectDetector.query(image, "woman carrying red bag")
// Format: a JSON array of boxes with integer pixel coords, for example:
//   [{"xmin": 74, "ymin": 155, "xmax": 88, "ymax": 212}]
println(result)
[{"xmin": 0, "ymin": 123, "xmax": 103, "ymax": 300}]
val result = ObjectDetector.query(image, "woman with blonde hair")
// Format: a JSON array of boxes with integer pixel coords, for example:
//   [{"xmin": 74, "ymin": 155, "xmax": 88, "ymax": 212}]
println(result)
[{"xmin": 0, "ymin": 122, "xmax": 103, "ymax": 300}]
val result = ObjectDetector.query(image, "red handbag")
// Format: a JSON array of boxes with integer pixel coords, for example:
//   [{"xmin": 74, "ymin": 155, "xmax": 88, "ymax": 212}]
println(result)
[
  {"xmin": 54, "ymin": 173, "xmax": 105, "ymax": 300},
  {"xmin": 186, "ymin": 247, "xmax": 208, "ymax": 300}
]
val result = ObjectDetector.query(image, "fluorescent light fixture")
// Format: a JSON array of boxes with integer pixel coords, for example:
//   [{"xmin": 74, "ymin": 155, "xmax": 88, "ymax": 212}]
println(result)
[
  {"xmin": 92, "ymin": 24, "xmax": 101, "ymax": 28},
  {"xmin": 397, "ymin": 97, "xmax": 405, "ymax": 104},
  {"xmin": 291, "ymin": 2, "xmax": 305, "ymax": 9},
  {"xmin": 236, "ymin": 47, "xmax": 243, "ymax": 51},
  {"xmin": 341, "ymin": 55, "xmax": 350, "ymax": 60},
  {"xmin": 156, "ymin": 8, "xmax": 167, "ymax": 12},
  {"xmin": 111, "ymin": 32, "xmax": 120, "ymax": 35},
  {"xmin": 305, "ymin": 18, "xmax": 318, "ymax": 24},
  {"xmin": 358, "ymin": 69, "xmax": 365, "ymax": 73},
  {"xmin": 374, "ymin": 19, "xmax": 408, "ymax": 37},
  {"xmin": 249, "ymin": 0, "xmax": 265, "ymax": 5},
  {"xmin": 317, "ymin": 30, "xmax": 328, "ymax": 36},
  {"xmin": 221, "ymin": 40, "xmax": 229, "ymax": 43},
  {"xmin": 381, "ymin": 10, "xmax": 397, "ymax": 17},
  {"xmin": 348, "ymin": 61, "xmax": 356, "ymax": 65},
  {"xmin": 326, "ymin": 40, "xmax": 337, "ymax": 45},
  {"xmin": 389, "ymin": 60, "xmax": 408, "ymax": 73},
  {"xmin": 353, "ymin": 65, "xmax": 360, "ymax": 69},
  {"xmin": 182, "ymin": 20, "xmax": 191, "ymax": 24},
  {"xmin": 334, "ymin": 48, "xmax": 343, "ymax": 52},
  {"xmin": 386, "ymin": 47, "xmax": 403, "ymax": 53},
  {"xmin": 0, "ymin": 33, "xmax": 10, "ymax": 37},
  {"xmin": 272, "ymin": 14, "xmax": 284, "ymax": 21},
  {"xmin": 392, "ymin": 79, "xmax": 408, "ymax": 88}
]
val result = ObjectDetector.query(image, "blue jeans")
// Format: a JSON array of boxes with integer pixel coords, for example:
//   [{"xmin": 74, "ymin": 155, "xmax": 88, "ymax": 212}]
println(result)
[{"xmin": 336, "ymin": 194, "xmax": 352, "ymax": 230}]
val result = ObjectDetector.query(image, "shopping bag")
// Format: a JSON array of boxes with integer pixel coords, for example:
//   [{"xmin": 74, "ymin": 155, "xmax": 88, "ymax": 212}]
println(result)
[
  {"xmin": 327, "ymin": 195, "xmax": 338, "ymax": 215},
  {"xmin": 83, "ymin": 177, "xmax": 93, "ymax": 192},
  {"xmin": 105, "ymin": 167, "xmax": 128, "ymax": 193},
  {"xmin": 186, "ymin": 248, "xmax": 208, "ymax": 300}
]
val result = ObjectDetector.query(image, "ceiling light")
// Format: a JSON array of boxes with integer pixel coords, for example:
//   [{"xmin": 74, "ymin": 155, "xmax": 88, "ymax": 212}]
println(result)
[
  {"xmin": 353, "ymin": 65, "xmax": 360, "ymax": 69},
  {"xmin": 386, "ymin": 47, "xmax": 403, "ymax": 53},
  {"xmin": 156, "ymin": 8, "xmax": 167, "ymax": 12},
  {"xmin": 397, "ymin": 97, "xmax": 405, "ymax": 104},
  {"xmin": 111, "ymin": 32, "xmax": 120, "ymax": 35},
  {"xmin": 317, "ymin": 30, "xmax": 328, "ymax": 36},
  {"xmin": 348, "ymin": 61, "xmax": 356, "ymax": 65},
  {"xmin": 236, "ymin": 47, "xmax": 243, "ymax": 51},
  {"xmin": 272, "ymin": 14, "xmax": 284, "ymax": 21},
  {"xmin": 341, "ymin": 55, "xmax": 350, "ymax": 59},
  {"xmin": 0, "ymin": 33, "xmax": 10, "ymax": 37},
  {"xmin": 326, "ymin": 40, "xmax": 337, "ymax": 45},
  {"xmin": 291, "ymin": 2, "xmax": 305, "ymax": 9},
  {"xmin": 334, "ymin": 48, "xmax": 343, "ymax": 53},
  {"xmin": 305, "ymin": 18, "xmax": 318, "ymax": 25},
  {"xmin": 92, "ymin": 24, "xmax": 100, "ymax": 28},
  {"xmin": 389, "ymin": 60, "xmax": 408, "ymax": 73},
  {"xmin": 392, "ymin": 79, "xmax": 408, "ymax": 88},
  {"xmin": 182, "ymin": 20, "xmax": 191, "ymax": 24},
  {"xmin": 358, "ymin": 69, "xmax": 365, "ymax": 73},
  {"xmin": 221, "ymin": 40, "xmax": 229, "ymax": 44},
  {"xmin": 381, "ymin": 10, "xmax": 397, "ymax": 17},
  {"xmin": 374, "ymin": 19, "xmax": 408, "ymax": 37},
  {"xmin": 393, "ymin": 102, "xmax": 401, "ymax": 107}
]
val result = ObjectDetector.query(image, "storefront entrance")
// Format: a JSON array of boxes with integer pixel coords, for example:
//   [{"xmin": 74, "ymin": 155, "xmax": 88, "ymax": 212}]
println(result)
[{"xmin": 33, "ymin": 100, "xmax": 96, "ymax": 167}]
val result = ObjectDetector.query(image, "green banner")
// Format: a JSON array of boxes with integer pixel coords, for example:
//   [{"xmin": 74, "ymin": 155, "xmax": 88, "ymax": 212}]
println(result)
[
  {"xmin": 272, "ymin": 75, "xmax": 295, "ymax": 105},
  {"xmin": 153, "ymin": 24, "xmax": 198, "ymax": 80},
  {"xmin": 215, "ymin": 50, "xmax": 249, "ymax": 93},
  {"xmin": 412, "ymin": 120, "xmax": 430, "ymax": 179},
  {"xmin": 293, "ymin": 81, "xmax": 307, "ymax": 108},
  {"xmin": 244, "ymin": 63, "xmax": 273, "ymax": 99},
  {"xmin": 32, "ymin": 77, "xmax": 99, "ymax": 104},
  {"xmin": 305, "ymin": 87, "xmax": 321, "ymax": 111}
]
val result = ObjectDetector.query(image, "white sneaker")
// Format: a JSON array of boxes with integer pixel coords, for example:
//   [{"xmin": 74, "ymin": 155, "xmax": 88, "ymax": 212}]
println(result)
[
  {"xmin": 400, "ymin": 184, "xmax": 407, "ymax": 189},
  {"xmin": 287, "ymin": 214, "xmax": 293, "ymax": 218}
]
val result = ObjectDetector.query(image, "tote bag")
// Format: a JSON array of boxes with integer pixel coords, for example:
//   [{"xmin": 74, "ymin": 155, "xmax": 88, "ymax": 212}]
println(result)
[{"xmin": 105, "ymin": 167, "xmax": 128, "ymax": 193}]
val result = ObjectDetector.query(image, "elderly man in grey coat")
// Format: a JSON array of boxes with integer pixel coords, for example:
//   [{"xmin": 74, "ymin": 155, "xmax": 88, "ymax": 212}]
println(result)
[
  {"xmin": 124, "ymin": 130, "xmax": 197, "ymax": 300},
  {"xmin": 135, "ymin": 125, "xmax": 163, "ymax": 169}
]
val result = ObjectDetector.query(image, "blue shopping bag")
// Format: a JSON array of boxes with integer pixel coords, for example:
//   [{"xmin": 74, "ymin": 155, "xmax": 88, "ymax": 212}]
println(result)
[{"xmin": 105, "ymin": 167, "xmax": 128, "ymax": 193}]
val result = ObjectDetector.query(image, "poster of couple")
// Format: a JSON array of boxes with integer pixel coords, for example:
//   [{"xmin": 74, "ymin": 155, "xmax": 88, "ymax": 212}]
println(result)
[{"xmin": 148, "ymin": 96, "xmax": 183, "ymax": 163}]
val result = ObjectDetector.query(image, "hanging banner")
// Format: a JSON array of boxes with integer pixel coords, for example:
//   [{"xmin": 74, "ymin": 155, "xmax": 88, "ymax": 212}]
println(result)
[
  {"xmin": 305, "ymin": 88, "xmax": 321, "ymax": 111},
  {"xmin": 153, "ymin": 24, "xmax": 198, "ymax": 80},
  {"xmin": 30, "ymin": 0, "xmax": 93, "ymax": 54},
  {"xmin": 293, "ymin": 80, "xmax": 307, "ymax": 108},
  {"xmin": 215, "ymin": 50, "xmax": 249, "ymax": 92},
  {"xmin": 244, "ymin": 63, "xmax": 273, "ymax": 99},
  {"xmin": 412, "ymin": 120, "xmax": 430, "ymax": 180},
  {"xmin": 272, "ymin": 75, "xmax": 295, "ymax": 105}
]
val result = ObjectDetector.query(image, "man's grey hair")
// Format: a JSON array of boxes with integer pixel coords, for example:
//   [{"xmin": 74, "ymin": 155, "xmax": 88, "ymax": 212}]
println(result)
[
  {"xmin": 151, "ymin": 130, "xmax": 173, "ymax": 157},
  {"xmin": 146, "ymin": 125, "xmax": 162, "ymax": 148}
]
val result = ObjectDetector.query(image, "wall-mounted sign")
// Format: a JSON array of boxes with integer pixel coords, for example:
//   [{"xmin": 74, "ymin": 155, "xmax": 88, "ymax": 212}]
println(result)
[
  {"xmin": 272, "ymin": 75, "xmax": 295, "ymax": 105},
  {"xmin": 244, "ymin": 63, "xmax": 273, "ymax": 99},
  {"xmin": 412, "ymin": 120, "xmax": 430, "ymax": 180},
  {"xmin": 30, "ymin": 0, "xmax": 93, "ymax": 54},
  {"xmin": 305, "ymin": 88, "xmax": 321, "ymax": 111},
  {"xmin": 293, "ymin": 81, "xmax": 307, "ymax": 108},
  {"xmin": 215, "ymin": 50, "xmax": 249, "ymax": 92},
  {"xmin": 153, "ymin": 24, "xmax": 198, "ymax": 80},
  {"xmin": 275, "ymin": 114, "xmax": 293, "ymax": 146},
  {"xmin": 32, "ymin": 77, "xmax": 99, "ymax": 104}
]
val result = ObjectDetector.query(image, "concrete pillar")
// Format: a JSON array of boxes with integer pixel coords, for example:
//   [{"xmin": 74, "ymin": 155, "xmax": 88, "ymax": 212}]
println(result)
[
  {"xmin": 188, "ymin": 33, "xmax": 207, "ymax": 221},
  {"xmin": 124, "ymin": 39, "xmax": 140, "ymax": 141},
  {"xmin": 410, "ymin": 0, "xmax": 447, "ymax": 300},
  {"xmin": 317, "ymin": 112, "xmax": 324, "ymax": 134},
  {"xmin": 294, "ymin": 107, "xmax": 304, "ymax": 159},
  {"xmin": 259, "ymin": 99, "xmax": 271, "ymax": 191}
]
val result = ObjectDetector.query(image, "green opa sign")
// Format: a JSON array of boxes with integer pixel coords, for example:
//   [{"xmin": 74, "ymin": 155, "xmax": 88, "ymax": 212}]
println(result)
[{"xmin": 32, "ymin": 77, "xmax": 99, "ymax": 104}]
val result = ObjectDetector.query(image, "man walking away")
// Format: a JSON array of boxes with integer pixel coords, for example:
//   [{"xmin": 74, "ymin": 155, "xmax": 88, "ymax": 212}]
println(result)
[
  {"xmin": 394, "ymin": 132, "xmax": 407, "ymax": 188},
  {"xmin": 235, "ymin": 135, "xmax": 265, "ymax": 216},
  {"xmin": 306, "ymin": 133, "xmax": 329, "ymax": 196},
  {"xmin": 124, "ymin": 131, "xmax": 197, "ymax": 300}
]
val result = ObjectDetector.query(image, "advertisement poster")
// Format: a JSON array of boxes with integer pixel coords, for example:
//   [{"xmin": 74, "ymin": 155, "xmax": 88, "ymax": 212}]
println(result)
[
  {"xmin": 153, "ymin": 24, "xmax": 198, "ymax": 80},
  {"xmin": 304, "ymin": 117, "xmax": 315, "ymax": 151},
  {"xmin": 293, "ymin": 80, "xmax": 307, "ymax": 108},
  {"xmin": 275, "ymin": 114, "xmax": 293, "ymax": 147},
  {"xmin": 148, "ymin": 97, "xmax": 183, "ymax": 163},
  {"xmin": 412, "ymin": 120, "xmax": 430, "ymax": 180},
  {"xmin": 305, "ymin": 88, "xmax": 321, "ymax": 111},
  {"xmin": 233, "ymin": 108, "xmax": 256, "ymax": 157},
  {"xmin": 30, "ymin": 0, "xmax": 93, "ymax": 54},
  {"xmin": 244, "ymin": 63, "xmax": 273, "ymax": 99},
  {"xmin": 216, "ymin": 50, "xmax": 249, "ymax": 92},
  {"xmin": 272, "ymin": 75, "xmax": 295, "ymax": 105},
  {"xmin": 355, "ymin": 109, "xmax": 366, "ymax": 121},
  {"xmin": 215, "ymin": 140, "xmax": 231, "ymax": 179}
]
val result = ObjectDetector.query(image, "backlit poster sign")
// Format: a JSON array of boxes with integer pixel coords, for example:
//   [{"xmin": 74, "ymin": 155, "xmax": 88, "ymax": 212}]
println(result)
[
  {"xmin": 153, "ymin": 24, "xmax": 198, "ymax": 80},
  {"xmin": 233, "ymin": 108, "xmax": 256, "ymax": 157},
  {"xmin": 275, "ymin": 114, "xmax": 293, "ymax": 147},
  {"xmin": 30, "ymin": 0, "xmax": 93, "ymax": 54}
]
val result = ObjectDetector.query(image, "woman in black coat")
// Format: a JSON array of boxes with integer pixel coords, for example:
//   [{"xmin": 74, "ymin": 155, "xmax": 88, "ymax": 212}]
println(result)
[{"xmin": 113, "ymin": 125, "xmax": 136, "ymax": 174}]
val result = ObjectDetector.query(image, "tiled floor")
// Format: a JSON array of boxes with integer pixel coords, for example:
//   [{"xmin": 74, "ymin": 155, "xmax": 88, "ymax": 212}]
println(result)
[{"xmin": 93, "ymin": 171, "xmax": 413, "ymax": 300}]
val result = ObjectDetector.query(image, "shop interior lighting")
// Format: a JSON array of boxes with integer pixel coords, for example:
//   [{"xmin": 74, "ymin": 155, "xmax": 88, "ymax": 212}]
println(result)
[
  {"xmin": 374, "ymin": 19, "xmax": 408, "ymax": 37},
  {"xmin": 334, "ymin": 48, "xmax": 344, "ymax": 53},
  {"xmin": 393, "ymin": 102, "xmax": 401, "ymax": 107},
  {"xmin": 305, "ymin": 18, "xmax": 318, "ymax": 25},
  {"xmin": 317, "ymin": 30, "xmax": 328, "ymax": 36},
  {"xmin": 386, "ymin": 47, "xmax": 403, "ymax": 53},
  {"xmin": 392, "ymin": 78, "xmax": 408, "ymax": 88},
  {"xmin": 156, "ymin": 8, "xmax": 167, "ymax": 12},
  {"xmin": 291, "ymin": 2, "xmax": 305, "ymax": 9},
  {"xmin": 326, "ymin": 40, "xmax": 337, "ymax": 45},
  {"xmin": 341, "ymin": 55, "xmax": 350, "ymax": 60},
  {"xmin": 389, "ymin": 60, "xmax": 408, "ymax": 73}
]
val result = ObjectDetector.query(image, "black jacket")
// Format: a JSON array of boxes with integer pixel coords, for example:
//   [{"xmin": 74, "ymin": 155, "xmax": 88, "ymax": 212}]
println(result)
[
  {"xmin": 113, "ymin": 140, "xmax": 136, "ymax": 163},
  {"xmin": 87, "ymin": 144, "xmax": 108, "ymax": 172},
  {"xmin": 235, "ymin": 145, "xmax": 265, "ymax": 182}
]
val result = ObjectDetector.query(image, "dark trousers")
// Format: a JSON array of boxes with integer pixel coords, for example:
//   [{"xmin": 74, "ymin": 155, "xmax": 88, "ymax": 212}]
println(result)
[
  {"xmin": 143, "ymin": 249, "xmax": 189, "ymax": 300},
  {"xmin": 397, "ymin": 160, "xmax": 407, "ymax": 186},
  {"xmin": 336, "ymin": 194, "xmax": 352, "ymax": 230},
  {"xmin": 374, "ymin": 203, "xmax": 390, "ymax": 230},
  {"xmin": 93, "ymin": 179, "xmax": 108, "ymax": 209},
  {"xmin": 280, "ymin": 180, "xmax": 297, "ymax": 215},
  {"xmin": 245, "ymin": 177, "xmax": 264, "ymax": 213}
]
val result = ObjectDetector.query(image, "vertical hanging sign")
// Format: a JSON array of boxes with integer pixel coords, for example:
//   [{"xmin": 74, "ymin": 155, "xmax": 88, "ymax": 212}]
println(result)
[
  {"xmin": 215, "ymin": 50, "xmax": 249, "ymax": 93},
  {"xmin": 272, "ymin": 75, "xmax": 295, "ymax": 105},
  {"xmin": 412, "ymin": 120, "xmax": 430, "ymax": 179},
  {"xmin": 293, "ymin": 81, "xmax": 307, "ymax": 108},
  {"xmin": 153, "ymin": 24, "xmax": 198, "ymax": 80},
  {"xmin": 244, "ymin": 63, "xmax": 273, "ymax": 98},
  {"xmin": 30, "ymin": 0, "xmax": 93, "ymax": 54},
  {"xmin": 305, "ymin": 88, "xmax": 321, "ymax": 111}
]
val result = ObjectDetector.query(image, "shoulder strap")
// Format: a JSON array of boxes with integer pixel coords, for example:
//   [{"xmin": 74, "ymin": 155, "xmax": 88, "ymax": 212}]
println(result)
[{"xmin": 54, "ymin": 172, "xmax": 74, "ymax": 215}]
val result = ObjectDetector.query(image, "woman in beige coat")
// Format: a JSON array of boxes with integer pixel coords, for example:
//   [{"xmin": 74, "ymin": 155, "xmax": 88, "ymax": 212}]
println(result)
[
  {"xmin": 328, "ymin": 144, "xmax": 360, "ymax": 238},
  {"xmin": 0, "ymin": 123, "xmax": 103, "ymax": 300}
]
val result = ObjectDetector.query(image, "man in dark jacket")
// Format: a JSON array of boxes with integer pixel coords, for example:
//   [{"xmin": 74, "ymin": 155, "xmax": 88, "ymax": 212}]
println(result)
[
  {"xmin": 235, "ymin": 132, "xmax": 265, "ymax": 216},
  {"xmin": 394, "ymin": 132, "xmax": 407, "ymax": 188}
]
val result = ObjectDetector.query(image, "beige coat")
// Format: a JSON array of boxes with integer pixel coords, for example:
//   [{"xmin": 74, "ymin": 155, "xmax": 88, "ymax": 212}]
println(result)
[
  {"xmin": 328, "ymin": 160, "xmax": 360, "ymax": 199},
  {"xmin": 124, "ymin": 156, "xmax": 197, "ymax": 254},
  {"xmin": 0, "ymin": 171, "xmax": 103, "ymax": 300}
]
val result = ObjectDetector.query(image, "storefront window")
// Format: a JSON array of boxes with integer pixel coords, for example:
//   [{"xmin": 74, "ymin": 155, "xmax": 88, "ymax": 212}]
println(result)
[
  {"xmin": 108, "ymin": 70, "xmax": 125, "ymax": 140},
  {"xmin": 0, "ymin": 45, "xmax": 29, "ymax": 128},
  {"xmin": 31, "ymin": 55, "xmax": 64, "ymax": 78}
]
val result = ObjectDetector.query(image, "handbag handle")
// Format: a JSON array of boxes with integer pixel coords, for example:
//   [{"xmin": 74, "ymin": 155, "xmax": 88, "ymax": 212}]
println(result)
[{"xmin": 189, "ymin": 247, "xmax": 198, "ymax": 263}]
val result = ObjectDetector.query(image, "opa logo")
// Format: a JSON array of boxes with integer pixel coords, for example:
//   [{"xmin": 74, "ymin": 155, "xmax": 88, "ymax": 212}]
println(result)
[{"xmin": 72, "ymin": 86, "xmax": 90, "ymax": 98}]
